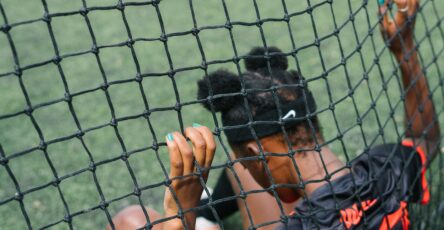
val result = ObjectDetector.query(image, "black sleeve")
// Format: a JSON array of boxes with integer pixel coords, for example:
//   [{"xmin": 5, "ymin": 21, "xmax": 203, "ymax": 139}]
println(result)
[{"xmin": 354, "ymin": 142, "xmax": 429, "ymax": 204}]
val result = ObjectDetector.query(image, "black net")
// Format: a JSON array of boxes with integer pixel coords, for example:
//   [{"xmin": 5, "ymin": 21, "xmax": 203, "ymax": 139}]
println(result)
[{"xmin": 0, "ymin": 0, "xmax": 443, "ymax": 229}]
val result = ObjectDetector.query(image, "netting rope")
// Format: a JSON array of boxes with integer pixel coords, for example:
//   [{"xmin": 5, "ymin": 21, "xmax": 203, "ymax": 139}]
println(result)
[{"xmin": 0, "ymin": 0, "xmax": 443, "ymax": 229}]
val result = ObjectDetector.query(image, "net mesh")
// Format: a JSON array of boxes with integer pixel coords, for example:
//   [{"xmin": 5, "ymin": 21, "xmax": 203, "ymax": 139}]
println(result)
[{"xmin": 0, "ymin": 0, "xmax": 443, "ymax": 229}]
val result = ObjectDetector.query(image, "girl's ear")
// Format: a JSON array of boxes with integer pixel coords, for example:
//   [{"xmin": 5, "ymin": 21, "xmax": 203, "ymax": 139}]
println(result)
[{"xmin": 246, "ymin": 142, "xmax": 260, "ymax": 156}]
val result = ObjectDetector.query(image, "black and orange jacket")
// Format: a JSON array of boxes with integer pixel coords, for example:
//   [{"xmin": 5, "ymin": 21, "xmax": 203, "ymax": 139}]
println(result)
[{"xmin": 277, "ymin": 141, "xmax": 429, "ymax": 230}]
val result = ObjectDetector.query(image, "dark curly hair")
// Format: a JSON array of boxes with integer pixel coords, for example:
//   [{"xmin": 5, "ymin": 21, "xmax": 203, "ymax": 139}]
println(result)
[{"xmin": 197, "ymin": 47, "xmax": 322, "ymax": 153}]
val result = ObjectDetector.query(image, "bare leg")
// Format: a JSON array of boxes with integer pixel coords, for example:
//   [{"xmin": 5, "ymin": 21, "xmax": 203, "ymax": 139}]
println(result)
[
  {"xmin": 227, "ymin": 161, "xmax": 298, "ymax": 230},
  {"xmin": 106, "ymin": 205, "xmax": 220, "ymax": 230},
  {"xmin": 105, "ymin": 206, "xmax": 163, "ymax": 230}
]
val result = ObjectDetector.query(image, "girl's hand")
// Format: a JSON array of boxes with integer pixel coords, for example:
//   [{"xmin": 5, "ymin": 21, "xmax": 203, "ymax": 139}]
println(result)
[
  {"xmin": 379, "ymin": 0, "xmax": 419, "ymax": 55},
  {"xmin": 163, "ymin": 125, "xmax": 216, "ymax": 229}
]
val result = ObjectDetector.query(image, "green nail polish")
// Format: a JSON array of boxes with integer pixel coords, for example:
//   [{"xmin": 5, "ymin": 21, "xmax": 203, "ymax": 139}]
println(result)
[
  {"xmin": 192, "ymin": 123, "xmax": 201, "ymax": 127},
  {"xmin": 378, "ymin": 0, "xmax": 384, "ymax": 5},
  {"xmin": 167, "ymin": 133, "xmax": 174, "ymax": 141}
]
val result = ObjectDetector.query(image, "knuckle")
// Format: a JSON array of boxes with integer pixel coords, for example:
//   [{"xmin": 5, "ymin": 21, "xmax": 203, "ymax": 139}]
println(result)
[
  {"xmin": 182, "ymin": 149, "xmax": 193, "ymax": 158},
  {"xmin": 207, "ymin": 143, "xmax": 216, "ymax": 152},
  {"xmin": 202, "ymin": 126, "xmax": 212, "ymax": 134},
  {"xmin": 185, "ymin": 127, "xmax": 194, "ymax": 134},
  {"xmin": 194, "ymin": 140, "xmax": 206, "ymax": 149},
  {"xmin": 171, "ymin": 160, "xmax": 183, "ymax": 169}
]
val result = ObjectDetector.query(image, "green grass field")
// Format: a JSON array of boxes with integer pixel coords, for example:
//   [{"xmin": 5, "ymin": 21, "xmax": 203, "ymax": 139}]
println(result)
[{"xmin": 0, "ymin": 0, "xmax": 443, "ymax": 229}]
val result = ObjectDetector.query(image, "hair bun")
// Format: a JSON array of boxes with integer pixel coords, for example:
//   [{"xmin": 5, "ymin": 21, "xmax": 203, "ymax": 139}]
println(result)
[
  {"xmin": 245, "ymin": 46, "xmax": 288, "ymax": 71},
  {"xmin": 197, "ymin": 70, "xmax": 242, "ymax": 112}
]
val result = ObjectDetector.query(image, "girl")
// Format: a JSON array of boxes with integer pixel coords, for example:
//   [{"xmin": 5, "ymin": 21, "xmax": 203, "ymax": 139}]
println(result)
[{"xmin": 108, "ymin": 0, "xmax": 440, "ymax": 229}]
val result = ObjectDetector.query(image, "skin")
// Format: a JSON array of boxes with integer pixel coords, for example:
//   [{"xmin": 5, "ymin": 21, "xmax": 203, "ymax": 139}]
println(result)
[{"xmin": 107, "ymin": 0, "xmax": 440, "ymax": 229}]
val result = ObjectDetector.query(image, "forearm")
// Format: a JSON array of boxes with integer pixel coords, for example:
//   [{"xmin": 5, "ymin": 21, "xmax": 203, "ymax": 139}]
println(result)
[
  {"xmin": 394, "ymin": 49, "xmax": 441, "ymax": 159},
  {"xmin": 162, "ymin": 211, "xmax": 196, "ymax": 230}
]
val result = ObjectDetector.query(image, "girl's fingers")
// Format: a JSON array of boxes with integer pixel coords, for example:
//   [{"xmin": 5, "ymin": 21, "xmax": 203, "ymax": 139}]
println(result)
[
  {"xmin": 166, "ymin": 133, "xmax": 183, "ymax": 178},
  {"xmin": 184, "ymin": 127, "xmax": 206, "ymax": 168},
  {"xmin": 172, "ymin": 132, "xmax": 194, "ymax": 175},
  {"xmin": 193, "ymin": 125, "xmax": 216, "ymax": 169},
  {"xmin": 394, "ymin": 0, "xmax": 409, "ymax": 25},
  {"xmin": 379, "ymin": 0, "xmax": 393, "ymax": 34}
]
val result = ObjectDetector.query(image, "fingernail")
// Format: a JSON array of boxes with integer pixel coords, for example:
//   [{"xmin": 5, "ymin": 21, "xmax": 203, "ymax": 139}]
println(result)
[
  {"xmin": 378, "ymin": 0, "xmax": 384, "ymax": 5},
  {"xmin": 167, "ymin": 133, "xmax": 174, "ymax": 141},
  {"xmin": 192, "ymin": 123, "xmax": 201, "ymax": 127}
]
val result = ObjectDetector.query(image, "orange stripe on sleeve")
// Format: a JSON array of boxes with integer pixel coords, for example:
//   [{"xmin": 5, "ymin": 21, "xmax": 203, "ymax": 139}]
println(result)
[{"xmin": 401, "ymin": 140, "xmax": 430, "ymax": 205}]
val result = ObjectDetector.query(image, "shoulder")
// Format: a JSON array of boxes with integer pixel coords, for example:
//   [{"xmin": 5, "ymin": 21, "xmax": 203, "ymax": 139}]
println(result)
[{"xmin": 353, "ymin": 142, "xmax": 421, "ymax": 170}]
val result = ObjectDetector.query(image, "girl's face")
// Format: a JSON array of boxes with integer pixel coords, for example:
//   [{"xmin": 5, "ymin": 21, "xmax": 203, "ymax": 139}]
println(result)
[{"xmin": 233, "ymin": 135, "xmax": 301, "ymax": 203}]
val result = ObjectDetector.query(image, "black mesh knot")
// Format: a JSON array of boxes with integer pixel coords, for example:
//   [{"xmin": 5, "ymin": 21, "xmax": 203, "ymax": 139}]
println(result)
[
  {"xmin": 110, "ymin": 118, "xmax": 118, "ymax": 127},
  {"xmin": 151, "ymin": 142, "xmax": 159, "ymax": 151},
  {"xmin": 133, "ymin": 187, "xmax": 141, "ymax": 196},
  {"xmin": 348, "ymin": 89, "xmax": 354, "ymax": 96},
  {"xmin": 336, "ymin": 132, "xmax": 343, "ymax": 140},
  {"xmin": 349, "ymin": 14, "xmax": 355, "ymax": 22},
  {"xmin": 200, "ymin": 61, "xmax": 207, "ymax": 70},
  {"xmin": 280, "ymin": 214, "xmax": 289, "ymax": 223},
  {"xmin": 363, "ymin": 73, "xmax": 369, "ymax": 80},
  {"xmin": 224, "ymin": 22, "xmax": 232, "ymax": 30},
  {"xmin": 64, "ymin": 93, "xmax": 72, "ymax": 102},
  {"xmin": 1, "ymin": 24, "xmax": 11, "ymax": 33},
  {"xmin": 121, "ymin": 152, "xmax": 129, "ymax": 161},
  {"xmin": 283, "ymin": 14, "xmax": 290, "ymax": 22},
  {"xmin": 79, "ymin": 7, "xmax": 89, "ymax": 16},
  {"xmin": 379, "ymin": 128, "xmax": 384, "ymax": 136},
  {"xmin": 39, "ymin": 141, "xmax": 47, "ymax": 150},
  {"xmin": 356, "ymin": 117, "xmax": 362, "ymax": 126},
  {"xmin": 24, "ymin": 106, "xmax": 34, "ymax": 116},
  {"xmin": 52, "ymin": 55, "xmax": 62, "ymax": 65},
  {"xmin": 255, "ymin": 19, "xmax": 263, "ymax": 27},
  {"xmin": 0, "ymin": 157, "xmax": 8, "ymax": 166},
  {"xmin": 143, "ymin": 109, "xmax": 151, "ymax": 118},
  {"xmin": 14, "ymin": 65, "xmax": 22, "ymax": 76},
  {"xmin": 191, "ymin": 28, "xmax": 200, "ymax": 36},
  {"xmin": 168, "ymin": 70, "xmax": 175, "ymax": 77},
  {"xmin": 213, "ymin": 128, "xmax": 221, "ymax": 136},
  {"xmin": 232, "ymin": 56, "xmax": 240, "ymax": 64},
  {"xmin": 91, "ymin": 45, "xmax": 99, "ymax": 54},
  {"xmin": 321, "ymin": 71, "xmax": 328, "ymax": 78},
  {"xmin": 239, "ymin": 190, "xmax": 247, "ymax": 199},
  {"xmin": 89, "ymin": 162, "xmax": 96, "ymax": 172},
  {"xmin": 116, "ymin": 1, "xmax": 125, "ymax": 11},
  {"xmin": 174, "ymin": 102, "xmax": 181, "ymax": 111},
  {"xmin": 298, "ymin": 182, "xmax": 305, "ymax": 189},
  {"xmin": 52, "ymin": 177, "xmax": 61, "ymax": 186},
  {"xmin": 76, "ymin": 130, "xmax": 84, "ymax": 138},
  {"xmin": 100, "ymin": 83, "xmax": 109, "ymax": 91},
  {"xmin": 334, "ymin": 28, "xmax": 340, "ymax": 36},
  {"xmin": 64, "ymin": 215, "xmax": 72, "ymax": 223},
  {"xmin": 135, "ymin": 73, "xmax": 143, "ymax": 83},
  {"xmin": 126, "ymin": 39, "xmax": 135, "ymax": 47},
  {"xmin": 14, "ymin": 192, "xmax": 23, "ymax": 201},
  {"xmin": 42, "ymin": 12, "xmax": 51, "ymax": 23},
  {"xmin": 100, "ymin": 201, "xmax": 109, "ymax": 210},
  {"xmin": 324, "ymin": 173, "xmax": 331, "ymax": 181},
  {"xmin": 314, "ymin": 145, "xmax": 321, "ymax": 152}
]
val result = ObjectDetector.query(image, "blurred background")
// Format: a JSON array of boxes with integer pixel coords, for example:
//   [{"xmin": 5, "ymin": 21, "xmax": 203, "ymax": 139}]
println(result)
[{"xmin": 0, "ymin": 0, "xmax": 443, "ymax": 229}]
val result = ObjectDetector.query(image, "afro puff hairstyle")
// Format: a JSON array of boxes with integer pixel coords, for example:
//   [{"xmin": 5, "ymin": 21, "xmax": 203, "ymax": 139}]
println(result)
[
  {"xmin": 197, "ymin": 46, "xmax": 321, "ymax": 145},
  {"xmin": 197, "ymin": 46, "xmax": 298, "ymax": 113}
]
